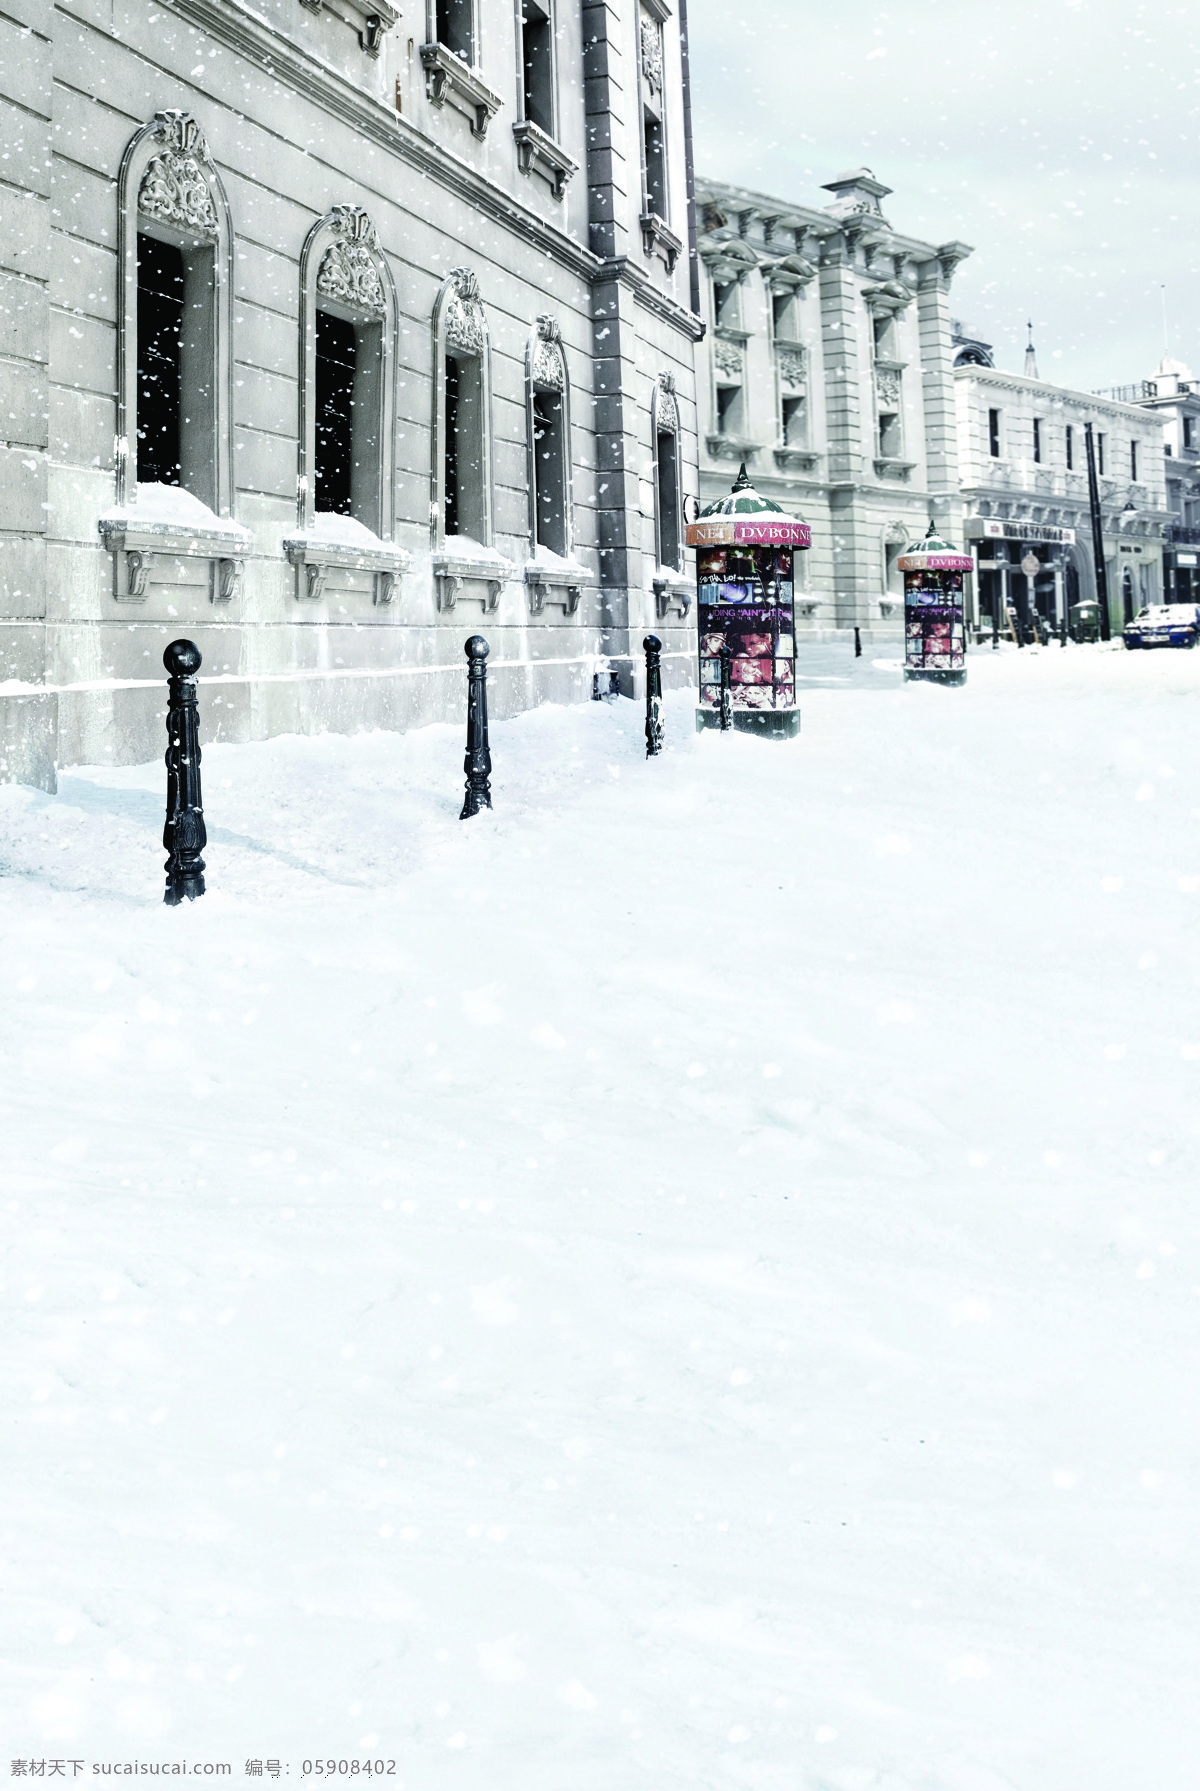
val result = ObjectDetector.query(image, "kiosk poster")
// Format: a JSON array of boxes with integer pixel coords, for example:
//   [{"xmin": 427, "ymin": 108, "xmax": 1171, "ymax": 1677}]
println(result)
[
  {"xmin": 904, "ymin": 570, "xmax": 965, "ymax": 675},
  {"xmin": 697, "ymin": 545, "xmax": 797, "ymax": 712}
]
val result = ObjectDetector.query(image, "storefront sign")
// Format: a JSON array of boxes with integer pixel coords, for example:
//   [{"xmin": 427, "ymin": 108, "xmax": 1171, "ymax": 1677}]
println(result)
[
  {"xmin": 967, "ymin": 517, "xmax": 1076, "ymax": 546},
  {"xmin": 1177, "ymin": 552, "xmax": 1198, "ymax": 567}
]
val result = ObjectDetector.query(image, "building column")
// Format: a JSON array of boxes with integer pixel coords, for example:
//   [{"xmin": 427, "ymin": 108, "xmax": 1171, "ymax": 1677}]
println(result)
[
  {"xmin": 1053, "ymin": 561, "xmax": 1065, "ymax": 630},
  {"xmin": 819, "ymin": 242, "xmax": 869, "ymax": 629},
  {"xmin": 0, "ymin": 0, "xmax": 55, "ymax": 788},
  {"xmin": 915, "ymin": 248, "xmax": 964, "ymax": 531}
]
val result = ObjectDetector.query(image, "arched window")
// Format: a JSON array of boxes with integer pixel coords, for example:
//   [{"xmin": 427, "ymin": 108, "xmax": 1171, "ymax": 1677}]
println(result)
[
  {"xmin": 651, "ymin": 371, "xmax": 691, "ymax": 621},
  {"xmin": 526, "ymin": 315, "xmax": 571, "ymax": 557},
  {"xmin": 430, "ymin": 268, "xmax": 510, "ymax": 612},
  {"xmin": 522, "ymin": 315, "xmax": 591, "ymax": 616},
  {"xmin": 652, "ymin": 371, "xmax": 682, "ymax": 572},
  {"xmin": 100, "ymin": 111, "xmax": 249, "ymax": 606},
  {"xmin": 432, "ymin": 268, "xmax": 492, "ymax": 546},
  {"xmin": 115, "ymin": 110, "xmax": 235, "ymax": 514},
  {"xmin": 286, "ymin": 206, "xmax": 408, "ymax": 605}
]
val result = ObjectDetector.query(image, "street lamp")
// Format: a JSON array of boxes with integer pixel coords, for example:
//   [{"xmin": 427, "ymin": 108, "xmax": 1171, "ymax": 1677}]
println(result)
[{"xmin": 1084, "ymin": 421, "xmax": 1111, "ymax": 641}]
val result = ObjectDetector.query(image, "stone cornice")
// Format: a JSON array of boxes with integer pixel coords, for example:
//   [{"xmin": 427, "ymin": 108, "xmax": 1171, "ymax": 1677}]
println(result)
[
  {"xmin": 137, "ymin": 0, "xmax": 602, "ymax": 285},
  {"xmin": 591, "ymin": 256, "xmax": 705, "ymax": 340},
  {"xmin": 954, "ymin": 365, "xmax": 1164, "ymax": 422}
]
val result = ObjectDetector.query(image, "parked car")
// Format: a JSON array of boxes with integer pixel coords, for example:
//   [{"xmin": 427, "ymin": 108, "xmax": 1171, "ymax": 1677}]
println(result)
[{"xmin": 1123, "ymin": 604, "xmax": 1200, "ymax": 649}]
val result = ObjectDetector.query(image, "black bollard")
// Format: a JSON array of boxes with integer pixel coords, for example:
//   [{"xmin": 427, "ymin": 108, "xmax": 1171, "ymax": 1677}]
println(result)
[
  {"xmin": 460, "ymin": 634, "xmax": 492, "ymax": 819},
  {"xmin": 854, "ymin": 625, "xmax": 862, "ymax": 659},
  {"xmin": 718, "ymin": 643, "xmax": 732, "ymax": 731},
  {"xmin": 643, "ymin": 633, "xmax": 663, "ymax": 758},
  {"xmin": 162, "ymin": 639, "xmax": 207, "ymax": 905}
]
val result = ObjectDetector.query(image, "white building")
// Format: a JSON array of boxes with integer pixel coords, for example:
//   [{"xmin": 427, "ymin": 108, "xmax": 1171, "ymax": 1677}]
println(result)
[
  {"xmin": 954, "ymin": 342, "xmax": 1170, "ymax": 638},
  {"xmin": 694, "ymin": 169, "xmax": 971, "ymax": 637},
  {"xmin": 0, "ymin": 0, "xmax": 702, "ymax": 791},
  {"xmin": 1094, "ymin": 358, "xmax": 1200, "ymax": 606}
]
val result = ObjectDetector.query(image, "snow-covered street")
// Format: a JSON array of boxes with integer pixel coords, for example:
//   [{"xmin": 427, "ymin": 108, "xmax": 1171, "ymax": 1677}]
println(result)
[{"xmin": 3, "ymin": 642, "xmax": 1199, "ymax": 1789}]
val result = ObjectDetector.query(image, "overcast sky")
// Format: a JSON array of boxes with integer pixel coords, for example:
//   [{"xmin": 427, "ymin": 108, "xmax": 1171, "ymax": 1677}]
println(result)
[{"xmin": 685, "ymin": 0, "xmax": 1197, "ymax": 394}]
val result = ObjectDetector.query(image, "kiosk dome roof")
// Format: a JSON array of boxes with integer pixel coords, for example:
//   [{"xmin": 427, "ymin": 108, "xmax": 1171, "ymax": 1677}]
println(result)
[
  {"xmin": 905, "ymin": 520, "xmax": 957, "ymax": 556},
  {"xmin": 698, "ymin": 464, "xmax": 788, "ymax": 519}
]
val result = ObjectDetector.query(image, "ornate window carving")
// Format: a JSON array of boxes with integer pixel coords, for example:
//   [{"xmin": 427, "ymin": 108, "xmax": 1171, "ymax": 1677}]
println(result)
[
  {"xmin": 99, "ymin": 111, "xmax": 248, "ymax": 607},
  {"xmin": 137, "ymin": 115, "xmax": 219, "ymax": 237},
  {"xmin": 875, "ymin": 366, "xmax": 902, "ymax": 408},
  {"xmin": 778, "ymin": 349, "xmax": 806, "ymax": 389},
  {"xmin": 431, "ymin": 267, "xmax": 511, "ymax": 611},
  {"xmin": 284, "ymin": 204, "xmax": 409, "ymax": 607},
  {"xmin": 522, "ymin": 315, "xmax": 591, "ymax": 616},
  {"xmin": 315, "ymin": 208, "xmax": 387, "ymax": 315},
  {"xmin": 640, "ymin": 17, "xmax": 663, "ymax": 93},
  {"xmin": 713, "ymin": 339, "xmax": 743, "ymax": 380},
  {"xmin": 652, "ymin": 371, "xmax": 690, "ymax": 612}
]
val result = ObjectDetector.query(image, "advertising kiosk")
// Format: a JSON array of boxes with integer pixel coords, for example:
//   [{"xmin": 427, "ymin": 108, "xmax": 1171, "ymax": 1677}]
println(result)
[
  {"xmin": 899, "ymin": 522, "xmax": 971, "ymax": 685},
  {"xmin": 686, "ymin": 467, "xmax": 811, "ymax": 738}
]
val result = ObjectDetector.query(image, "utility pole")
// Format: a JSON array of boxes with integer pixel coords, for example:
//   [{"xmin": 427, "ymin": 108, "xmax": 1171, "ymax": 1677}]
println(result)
[{"xmin": 1084, "ymin": 422, "xmax": 1111, "ymax": 642}]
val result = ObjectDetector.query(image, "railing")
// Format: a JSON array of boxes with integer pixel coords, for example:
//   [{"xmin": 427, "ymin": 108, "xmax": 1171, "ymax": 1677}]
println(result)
[
  {"xmin": 1092, "ymin": 382, "xmax": 1158, "ymax": 404},
  {"xmin": 1167, "ymin": 523, "xmax": 1200, "ymax": 544}
]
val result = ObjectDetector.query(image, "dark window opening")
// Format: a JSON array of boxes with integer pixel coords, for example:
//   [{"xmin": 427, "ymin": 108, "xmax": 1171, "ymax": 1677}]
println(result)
[
  {"xmin": 444, "ymin": 352, "xmax": 484, "ymax": 540},
  {"xmin": 781, "ymin": 394, "xmax": 806, "ymax": 447},
  {"xmin": 444, "ymin": 354, "xmax": 461, "ymax": 536},
  {"xmin": 314, "ymin": 310, "xmax": 356, "ymax": 515},
  {"xmin": 1131, "ymin": 439, "xmax": 1138, "ymax": 480},
  {"xmin": 1065, "ymin": 424, "xmax": 1074, "ymax": 470},
  {"xmin": 644, "ymin": 111, "xmax": 666, "ymax": 219},
  {"xmin": 436, "ymin": 0, "xmax": 472, "ymax": 61},
  {"xmin": 533, "ymin": 387, "xmax": 567, "ymax": 556},
  {"xmin": 879, "ymin": 412, "xmax": 901, "ymax": 458},
  {"xmin": 713, "ymin": 281, "xmax": 738, "ymax": 328},
  {"xmin": 1033, "ymin": 417, "xmax": 1042, "ymax": 463},
  {"xmin": 521, "ymin": 0, "xmax": 553, "ymax": 134},
  {"xmin": 873, "ymin": 313, "xmax": 896, "ymax": 359},
  {"xmin": 136, "ymin": 233, "xmax": 183, "ymax": 487},
  {"xmin": 1184, "ymin": 417, "xmax": 1194, "ymax": 450},
  {"xmin": 656, "ymin": 428, "xmax": 680, "ymax": 570},
  {"xmin": 988, "ymin": 408, "xmax": 1001, "ymax": 457},
  {"xmin": 716, "ymin": 385, "xmax": 741, "ymax": 437},
  {"xmin": 772, "ymin": 290, "xmax": 796, "ymax": 338}
]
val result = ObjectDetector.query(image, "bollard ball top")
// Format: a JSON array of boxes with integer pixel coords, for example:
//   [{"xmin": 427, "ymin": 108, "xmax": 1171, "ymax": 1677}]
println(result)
[
  {"xmin": 464, "ymin": 634, "xmax": 489, "ymax": 661},
  {"xmin": 643, "ymin": 634, "xmax": 662, "ymax": 651},
  {"xmin": 164, "ymin": 639, "xmax": 202, "ymax": 677}
]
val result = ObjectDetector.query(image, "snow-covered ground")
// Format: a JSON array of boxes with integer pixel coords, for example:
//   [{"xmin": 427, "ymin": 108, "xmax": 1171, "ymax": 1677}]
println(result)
[{"xmin": 3, "ymin": 641, "xmax": 1200, "ymax": 1790}]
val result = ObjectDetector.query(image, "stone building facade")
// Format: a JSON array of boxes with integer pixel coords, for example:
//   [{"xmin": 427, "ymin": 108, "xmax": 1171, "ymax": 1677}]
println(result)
[
  {"xmin": 0, "ymin": 0, "xmax": 703, "ymax": 789},
  {"xmin": 955, "ymin": 363, "xmax": 1170, "ymax": 637},
  {"xmin": 1094, "ymin": 358, "xmax": 1200, "ymax": 605},
  {"xmin": 694, "ymin": 168, "xmax": 971, "ymax": 637}
]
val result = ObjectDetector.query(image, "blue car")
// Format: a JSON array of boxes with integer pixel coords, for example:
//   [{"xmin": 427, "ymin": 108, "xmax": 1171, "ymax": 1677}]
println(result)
[{"xmin": 1123, "ymin": 604, "xmax": 1200, "ymax": 649}]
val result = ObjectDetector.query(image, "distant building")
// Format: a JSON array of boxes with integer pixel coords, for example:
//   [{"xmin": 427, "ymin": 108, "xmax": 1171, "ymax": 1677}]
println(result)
[
  {"xmin": 694, "ymin": 169, "xmax": 972, "ymax": 636},
  {"xmin": 956, "ymin": 362, "xmax": 1170, "ymax": 637},
  {"xmin": 1093, "ymin": 359, "xmax": 1200, "ymax": 604}
]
